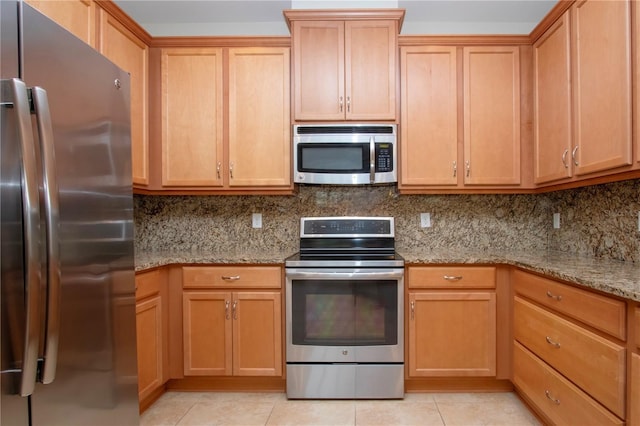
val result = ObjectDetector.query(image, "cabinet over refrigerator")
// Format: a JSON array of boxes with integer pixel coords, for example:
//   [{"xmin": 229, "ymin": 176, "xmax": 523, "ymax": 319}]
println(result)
[{"xmin": 1, "ymin": 1, "xmax": 139, "ymax": 424}]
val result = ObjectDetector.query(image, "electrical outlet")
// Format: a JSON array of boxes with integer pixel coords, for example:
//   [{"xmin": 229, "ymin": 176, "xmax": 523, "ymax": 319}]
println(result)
[
  {"xmin": 420, "ymin": 213, "xmax": 431, "ymax": 228},
  {"xmin": 553, "ymin": 212, "xmax": 560, "ymax": 229},
  {"xmin": 252, "ymin": 213, "xmax": 262, "ymax": 229}
]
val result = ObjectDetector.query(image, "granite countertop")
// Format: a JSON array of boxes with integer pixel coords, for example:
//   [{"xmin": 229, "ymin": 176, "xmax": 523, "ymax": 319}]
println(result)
[{"xmin": 135, "ymin": 248, "xmax": 640, "ymax": 302}]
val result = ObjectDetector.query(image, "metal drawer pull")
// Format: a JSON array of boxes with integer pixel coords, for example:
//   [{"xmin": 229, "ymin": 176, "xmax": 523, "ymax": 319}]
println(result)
[
  {"xmin": 222, "ymin": 275, "xmax": 240, "ymax": 281},
  {"xmin": 225, "ymin": 300, "xmax": 230, "ymax": 320},
  {"xmin": 443, "ymin": 275, "xmax": 463, "ymax": 281},
  {"xmin": 546, "ymin": 290, "xmax": 562, "ymax": 301},
  {"xmin": 545, "ymin": 390, "xmax": 560, "ymax": 405},
  {"xmin": 545, "ymin": 336, "xmax": 561, "ymax": 348}
]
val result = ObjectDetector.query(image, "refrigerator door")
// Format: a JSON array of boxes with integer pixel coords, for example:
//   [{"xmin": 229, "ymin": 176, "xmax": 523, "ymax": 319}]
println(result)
[
  {"xmin": 22, "ymin": 4, "xmax": 139, "ymax": 425},
  {"xmin": 1, "ymin": 1, "xmax": 31, "ymax": 424}
]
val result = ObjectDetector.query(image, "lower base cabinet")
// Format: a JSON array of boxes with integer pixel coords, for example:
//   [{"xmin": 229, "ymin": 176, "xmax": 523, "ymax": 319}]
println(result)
[
  {"xmin": 182, "ymin": 266, "xmax": 282, "ymax": 377},
  {"xmin": 632, "ymin": 353, "xmax": 640, "ymax": 425}
]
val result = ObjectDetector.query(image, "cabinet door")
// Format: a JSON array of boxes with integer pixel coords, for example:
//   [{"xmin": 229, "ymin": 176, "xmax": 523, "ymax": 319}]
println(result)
[
  {"xmin": 572, "ymin": 0, "xmax": 631, "ymax": 175},
  {"xmin": 400, "ymin": 46, "xmax": 458, "ymax": 186},
  {"xmin": 136, "ymin": 295, "xmax": 162, "ymax": 400},
  {"xmin": 345, "ymin": 20, "xmax": 396, "ymax": 120},
  {"xmin": 292, "ymin": 21, "xmax": 344, "ymax": 120},
  {"xmin": 632, "ymin": 353, "xmax": 640, "ymax": 425},
  {"xmin": 463, "ymin": 46, "xmax": 520, "ymax": 185},
  {"xmin": 161, "ymin": 48, "xmax": 224, "ymax": 187},
  {"xmin": 183, "ymin": 291, "xmax": 232, "ymax": 376},
  {"xmin": 98, "ymin": 11, "xmax": 148, "ymax": 186},
  {"xmin": 533, "ymin": 12, "xmax": 572, "ymax": 184},
  {"xmin": 228, "ymin": 48, "xmax": 291, "ymax": 187},
  {"xmin": 26, "ymin": 0, "xmax": 95, "ymax": 47},
  {"xmin": 408, "ymin": 291, "xmax": 496, "ymax": 376},
  {"xmin": 232, "ymin": 292, "xmax": 282, "ymax": 376}
]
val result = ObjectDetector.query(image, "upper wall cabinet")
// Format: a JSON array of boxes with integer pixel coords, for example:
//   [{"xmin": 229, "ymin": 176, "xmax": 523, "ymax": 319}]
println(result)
[
  {"xmin": 463, "ymin": 46, "xmax": 521, "ymax": 186},
  {"xmin": 285, "ymin": 10, "xmax": 404, "ymax": 122},
  {"xmin": 26, "ymin": 0, "xmax": 96, "ymax": 47},
  {"xmin": 97, "ymin": 9, "xmax": 149, "ymax": 187},
  {"xmin": 533, "ymin": 12, "xmax": 572, "ymax": 185},
  {"xmin": 571, "ymin": 0, "xmax": 631, "ymax": 176}
]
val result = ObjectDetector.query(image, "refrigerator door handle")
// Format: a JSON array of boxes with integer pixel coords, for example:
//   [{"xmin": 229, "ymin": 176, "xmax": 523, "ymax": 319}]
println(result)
[
  {"xmin": 7, "ymin": 78, "xmax": 43, "ymax": 397},
  {"xmin": 31, "ymin": 87, "xmax": 61, "ymax": 385}
]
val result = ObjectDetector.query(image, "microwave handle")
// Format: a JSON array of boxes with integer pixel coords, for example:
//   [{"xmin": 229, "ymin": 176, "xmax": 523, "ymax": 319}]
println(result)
[{"xmin": 369, "ymin": 137, "xmax": 375, "ymax": 184}]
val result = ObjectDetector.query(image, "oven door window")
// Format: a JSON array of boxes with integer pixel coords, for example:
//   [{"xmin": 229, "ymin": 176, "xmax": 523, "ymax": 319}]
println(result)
[
  {"xmin": 291, "ymin": 280, "xmax": 398, "ymax": 346},
  {"xmin": 297, "ymin": 143, "xmax": 368, "ymax": 173}
]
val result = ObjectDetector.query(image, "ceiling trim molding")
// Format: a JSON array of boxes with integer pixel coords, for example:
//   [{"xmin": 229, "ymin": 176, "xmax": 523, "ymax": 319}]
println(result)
[
  {"xmin": 149, "ymin": 36, "xmax": 291, "ymax": 48},
  {"xmin": 528, "ymin": 0, "xmax": 575, "ymax": 43},
  {"xmin": 399, "ymin": 35, "xmax": 531, "ymax": 46}
]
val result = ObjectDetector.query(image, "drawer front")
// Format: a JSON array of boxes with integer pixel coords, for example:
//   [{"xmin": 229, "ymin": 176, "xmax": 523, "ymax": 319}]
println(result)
[
  {"xmin": 513, "ymin": 269, "xmax": 626, "ymax": 340},
  {"xmin": 136, "ymin": 270, "xmax": 161, "ymax": 301},
  {"xmin": 513, "ymin": 341, "xmax": 623, "ymax": 426},
  {"xmin": 514, "ymin": 296, "xmax": 626, "ymax": 418},
  {"xmin": 408, "ymin": 266, "xmax": 496, "ymax": 289},
  {"xmin": 183, "ymin": 266, "xmax": 281, "ymax": 289}
]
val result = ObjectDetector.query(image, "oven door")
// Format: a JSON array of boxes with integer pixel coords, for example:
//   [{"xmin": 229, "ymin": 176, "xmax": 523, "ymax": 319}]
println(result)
[{"xmin": 285, "ymin": 268, "xmax": 404, "ymax": 363}]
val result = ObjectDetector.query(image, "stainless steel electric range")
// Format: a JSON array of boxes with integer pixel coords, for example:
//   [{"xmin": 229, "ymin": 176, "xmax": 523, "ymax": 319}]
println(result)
[{"xmin": 285, "ymin": 217, "xmax": 405, "ymax": 399}]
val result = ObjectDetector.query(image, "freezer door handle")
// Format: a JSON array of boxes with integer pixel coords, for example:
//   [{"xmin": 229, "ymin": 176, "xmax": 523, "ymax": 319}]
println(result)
[
  {"xmin": 6, "ymin": 78, "xmax": 43, "ymax": 397},
  {"xmin": 31, "ymin": 87, "xmax": 61, "ymax": 385}
]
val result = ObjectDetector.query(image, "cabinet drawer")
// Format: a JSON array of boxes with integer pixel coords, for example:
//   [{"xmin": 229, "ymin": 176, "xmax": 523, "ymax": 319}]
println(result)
[
  {"xmin": 136, "ymin": 270, "xmax": 161, "ymax": 301},
  {"xmin": 183, "ymin": 266, "xmax": 281, "ymax": 289},
  {"xmin": 514, "ymin": 296, "xmax": 626, "ymax": 418},
  {"xmin": 408, "ymin": 266, "xmax": 495, "ymax": 289},
  {"xmin": 513, "ymin": 269, "xmax": 626, "ymax": 340},
  {"xmin": 513, "ymin": 341, "xmax": 623, "ymax": 426}
]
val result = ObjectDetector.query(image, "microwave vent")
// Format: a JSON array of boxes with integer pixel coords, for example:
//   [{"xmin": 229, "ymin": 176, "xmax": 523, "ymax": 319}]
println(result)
[{"xmin": 296, "ymin": 125, "xmax": 394, "ymax": 135}]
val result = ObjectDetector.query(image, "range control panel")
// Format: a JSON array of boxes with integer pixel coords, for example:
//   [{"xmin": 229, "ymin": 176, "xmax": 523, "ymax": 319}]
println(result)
[{"xmin": 301, "ymin": 217, "xmax": 394, "ymax": 238}]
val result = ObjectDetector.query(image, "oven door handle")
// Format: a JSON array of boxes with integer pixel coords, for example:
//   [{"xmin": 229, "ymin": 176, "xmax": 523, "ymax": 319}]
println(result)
[{"xmin": 286, "ymin": 269, "xmax": 405, "ymax": 280}]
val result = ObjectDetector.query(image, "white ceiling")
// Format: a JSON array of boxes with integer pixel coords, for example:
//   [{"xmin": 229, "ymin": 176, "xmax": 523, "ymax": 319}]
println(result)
[{"xmin": 113, "ymin": 0, "xmax": 557, "ymax": 36}]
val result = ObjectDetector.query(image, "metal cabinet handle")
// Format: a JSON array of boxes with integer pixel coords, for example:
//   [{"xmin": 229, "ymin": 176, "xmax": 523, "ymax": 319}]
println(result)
[
  {"xmin": 465, "ymin": 160, "xmax": 470, "ymax": 177},
  {"xmin": 545, "ymin": 390, "xmax": 560, "ymax": 405},
  {"xmin": 216, "ymin": 162, "xmax": 221, "ymax": 179},
  {"xmin": 339, "ymin": 96, "xmax": 343, "ymax": 112},
  {"xmin": 546, "ymin": 290, "xmax": 562, "ymax": 301},
  {"xmin": 571, "ymin": 146, "xmax": 579, "ymax": 166},
  {"xmin": 443, "ymin": 275, "xmax": 463, "ymax": 281},
  {"xmin": 545, "ymin": 336, "xmax": 561, "ymax": 349},
  {"xmin": 347, "ymin": 96, "xmax": 351, "ymax": 113},
  {"xmin": 222, "ymin": 275, "xmax": 240, "ymax": 281},
  {"xmin": 453, "ymin": 161, "xmax": 457, "ymax": 177},
  {"xmin": 6, "ymin": 79, "xmax": 42, "ymax": 397},
  {"xmin": 229, "ymin": 162, "xmax": 234, "ymax": 179},
  {"xmin": 232, "ymin": 300, "xmax": 238, "ymax": 320},
  {"xmin": 32, "ymin": 87, "xmax": 61, "ymax": 385},
  {"xmin": 561, "ymin": 149, "xmax": 569, "ymax": 169},
  {"xmin": 410, "ymin": 300, "xmax": 415, "ymax": 320},
  {"xmin": 225, "ymin": 300, "xmax": 230, "ymax": 320}
]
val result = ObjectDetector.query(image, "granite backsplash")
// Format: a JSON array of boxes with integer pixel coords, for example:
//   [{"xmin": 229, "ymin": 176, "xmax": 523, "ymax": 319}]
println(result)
[{"xmin": 134, "ymin": 179, "xmax": 640, "ymax": 263}]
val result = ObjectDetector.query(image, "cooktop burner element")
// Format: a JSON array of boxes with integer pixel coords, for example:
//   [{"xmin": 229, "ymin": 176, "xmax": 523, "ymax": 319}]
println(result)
[{"xmin": 285, "ymin": 216, "xmax": 403, "ymax": 268}]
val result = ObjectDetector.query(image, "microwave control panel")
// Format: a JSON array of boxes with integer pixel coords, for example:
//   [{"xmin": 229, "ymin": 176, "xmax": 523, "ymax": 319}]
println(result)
[{"xmin": 375, "ymin": 143, "xmax": 393, "ymax": 172}]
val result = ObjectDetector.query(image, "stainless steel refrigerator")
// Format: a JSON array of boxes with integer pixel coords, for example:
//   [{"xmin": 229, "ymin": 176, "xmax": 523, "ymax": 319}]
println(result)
[{"xmin": 1, "ymin": 1, "xmax": 139, "ymax": 424}]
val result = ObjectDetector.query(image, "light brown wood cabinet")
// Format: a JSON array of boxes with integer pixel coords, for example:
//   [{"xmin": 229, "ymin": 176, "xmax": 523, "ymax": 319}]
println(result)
[
  {"xmin": 98, "ymin": 10, "xmax": 149, "ymax": 187},
  {"xmin": 463, "ymin": 46, "xmax": 521, "ymax": 186},
  {"xmin": 571, "ymin": 0, "xmax": 632, "ymax": 176},
  {"xmin": 400, "ymin": 46, "xmax": 458, "ymax": 187},
  {"xmin": 513, "ymin": 270, "xmax": 627, "ymax": 423},
  {"xmin": 533, "ymin": 11, "xmax": 572, "ymax": 185},
  {"xmin": 286, "ymin": 10, "xmax": 402, "ymax": 121},
  {"xmin": 160, "ymin": 47, "xmax": 291, "ymax": 191},
  {"xmin": 407, "ymin": 266, "xmax": 497, "ymax": 377},
  {"xmin": 182, "ymin": 266, "xmax": 282, "ymax": 377},
  {"xmin": 631, "ymin": 353, "xmax": 640, "ymax": 426},
  {"xmin": 399, "ymin": 44, "xmax": 522, "ymax": 191},
  {"xmin": 135, "ymin": 270, "xmax": 165, "ymax": 404},
  {"xmin": 25, "ymin": 0, "xmax": 96, "ymax": 47}
]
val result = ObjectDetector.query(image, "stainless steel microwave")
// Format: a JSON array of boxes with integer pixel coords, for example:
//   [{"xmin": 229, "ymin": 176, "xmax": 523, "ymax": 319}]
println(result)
[{"xmin": 293, "ymin": 124, "xmax": 397, "ymax": 185}]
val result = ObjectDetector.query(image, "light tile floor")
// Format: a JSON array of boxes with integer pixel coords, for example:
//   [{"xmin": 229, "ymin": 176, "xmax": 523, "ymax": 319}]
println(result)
[{"xmin": 140, "ymin": 391, "xmax": 542, "ymax": 426}]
